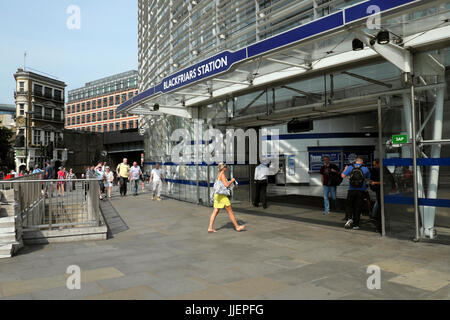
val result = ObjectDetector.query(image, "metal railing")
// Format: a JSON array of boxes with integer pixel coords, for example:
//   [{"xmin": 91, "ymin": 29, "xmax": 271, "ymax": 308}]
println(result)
[{"xmin": 0, "ymin": 176, "xmax": 103, "ymax": 231}]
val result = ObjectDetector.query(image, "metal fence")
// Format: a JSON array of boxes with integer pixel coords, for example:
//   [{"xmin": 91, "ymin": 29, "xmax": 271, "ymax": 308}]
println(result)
[{"xmin": 0, "ymin": 175, "xmax": 103, "ymax": 231}]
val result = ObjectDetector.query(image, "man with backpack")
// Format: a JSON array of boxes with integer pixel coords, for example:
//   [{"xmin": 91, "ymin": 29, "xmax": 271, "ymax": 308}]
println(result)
[
  {"xmin": 341, "ymin": 157, "xmax": 371, "ymax": 230},
  {"xmin": 320, "ymin": 156, "xmax": 341, "ymax": 215}
]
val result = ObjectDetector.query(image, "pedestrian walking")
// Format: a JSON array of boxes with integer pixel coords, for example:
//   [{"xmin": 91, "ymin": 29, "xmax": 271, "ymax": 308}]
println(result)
[
  {"xmin": 116, "ymin": 158, "xmax": 130, "ymax": 197},
  {"xmin": 44, "ymin": 161, "xmax": 54, "ymax": 197},
  {"xmin": 57, "ymin": 167, "xmax": 66, "ymax": 197},
  {"xmin": 208, "ymin": 163, "xmax": 246, "ymax": 233},
  {"xmin": 129, "ymin": 161, "xmax": 142, "ymax": 196},
  {"xmin": 320, "ymin": 156, "xmax": 340, "ymax": 215},
  {"xmin": 150, "ymin": 163, "xmax": 165, "ymax": 201},
  {"xmin": 341, "ymin": 157, "xmax": 371, "ymax": 230},
  {"xmin": 104, "ymin": 166, "xmax": 114, "ymax": 199},
  {"xmin": 67, "ymin": 168, "xmax": 76, "ymax": 192},
  {"xmin": 253, "ymin": 161, "xmax": 272, "ymax": 209}
]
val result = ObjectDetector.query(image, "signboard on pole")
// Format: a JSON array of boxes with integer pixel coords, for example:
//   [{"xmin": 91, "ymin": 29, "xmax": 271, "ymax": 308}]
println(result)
[{"xmin": 392, "ymin": 134, "xmax": 408, "ymax": 144}]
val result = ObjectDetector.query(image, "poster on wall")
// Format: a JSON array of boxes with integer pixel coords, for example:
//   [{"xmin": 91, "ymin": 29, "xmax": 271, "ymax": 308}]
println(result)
[
  {"xmin": 308, "ymin": 150, "xmax": 342, "ymax": 172},
  {"xmin": 288, "ymin": 155, "xmax": 295, "ymax": 176}
]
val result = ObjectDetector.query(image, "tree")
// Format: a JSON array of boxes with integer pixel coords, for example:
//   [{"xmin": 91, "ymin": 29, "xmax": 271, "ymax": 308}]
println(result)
[{"xmin": 0, "ymin": 127, "xmax": 15, "ymax": 170}]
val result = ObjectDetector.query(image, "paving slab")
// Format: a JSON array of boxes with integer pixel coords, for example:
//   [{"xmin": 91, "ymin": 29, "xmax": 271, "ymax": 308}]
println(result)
[{"xmin": 1, "ymin": 186, "xmax": 449, "ymax": 300}]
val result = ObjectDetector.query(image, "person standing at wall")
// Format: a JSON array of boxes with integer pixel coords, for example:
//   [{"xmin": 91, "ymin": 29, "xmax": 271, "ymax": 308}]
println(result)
[
  {"xmin": 341, "ymin": 157, "xmax": 371, "ymax": 230},
  {"xmin": 116, "ymin": 158, "xmax": 130, "ymax": 197},
  {"xmin": 208, "ymin": 163, "xmax": 246, "ymax": 233},
  {"xmin": 150, "ymin": 162, "xmax": 165, "ymax": 201},
  {"xmin": 129, "ymin": 161, "xmax": 142, "ymax": 196},
  {"xmin": 67, "ymin": 168, "xmax": 76, "ymax": 192},
  {"xmin": 320, "ymin": 156, "xmax": 340, "ymax": 215},
  {"xmin": 253, "ymin": 161, "xmax": 271, "ymax": 209}
]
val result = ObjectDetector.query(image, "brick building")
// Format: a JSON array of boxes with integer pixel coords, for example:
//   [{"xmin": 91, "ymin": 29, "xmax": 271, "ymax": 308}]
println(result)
[{"xmin": 65, "ymin": 70, "xmax": 139, "ymax": 133}]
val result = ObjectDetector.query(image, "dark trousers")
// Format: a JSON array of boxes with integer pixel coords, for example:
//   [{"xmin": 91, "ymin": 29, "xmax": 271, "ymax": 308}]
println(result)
[
  {"xmin": 345, "ymin": 190, "xmax": 365, "ymax": 227},
  {"xmin": 253, "ymin": 180, "xmax": 268, "ymax": 208},
  {"xmin": 120, "ymin": 177, "xmax": 128, "ymax": 196}
]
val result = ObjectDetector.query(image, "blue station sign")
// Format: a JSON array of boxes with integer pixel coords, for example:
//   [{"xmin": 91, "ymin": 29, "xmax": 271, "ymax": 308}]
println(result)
[{"xmin": 117, "ymin": 0, "xmax": 422, "ymax": 113}]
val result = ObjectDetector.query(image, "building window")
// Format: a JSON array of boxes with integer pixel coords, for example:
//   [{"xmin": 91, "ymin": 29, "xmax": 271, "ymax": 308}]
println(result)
[
  {"xmin": 81, "ymin": 103, "xmax": 85, "ymax": 112},
  {"xmin": 72, "ymin": 116, "xmax": 75, "ymax": 125},
  {"xmin": 115, "ymin": 95, "xmax": 120, "ymax": 105},
  {"xmin": 19, "ymin": 104, "xmax": 25, "ymax": 116},
  {"xmin": 128, "ymin": 120, "xmax": 133, "ymax": 128},
  {"xmin": 44, "ymin": 107, "xmax": 52, "ymax": 119},
  {"xmin": 98, "ymin": 99, "xmax": 102, "ymax": 108},
  {"xmin": 19, "ymin": 82, "xmax": 25, "ymax": 93},
  {"xmin": 77, "ymin": 104, "xmax": 80, "ymax": 112},
  {"xmin": 109, "ymin": 96, "xmax": 114, "ymax": 106},
  {"xmin": 66, "ymin": 106, "xmax": 71, "ymax": 115},
  {"xmin": 121, "ymin": 93, "xmax": 127, "ymax": 102},
  {"xmin": 34, "ymin": 105, "xmax": 42, "ymax": 118},
  {"xmin": 54, "ymin": 109, "xmax": 62, "ymax": 121},
  {"xmin": 92, "ymin": 113, "xmax": 96, "ymax": 122},
  {"xmin": 103, "ymin": 124, "xmax": 108, "ymax": 132},
  {"xmin": 92, "ymin": 100, "xmax": 96, "ymax": 109},
  {"xmin": 128, "ymin": 92, "xmax": 133, "ymax": 100},
  {"xmin": 86, "ymin": 114, "xmax": 91, "ymax": 123},
  {"xmin": 109, "ymin": 123, "xmax": 114, "ymax": 131},
  {"xmin": 33, "ymin": 130, "xmax": 41, "ymax": 145},
  {"xmin": 81, "ymin": 115, "xmax": 85, "ymax": 124},
  {"xmin": 44, "ymin": 131, "xmax": 51, "ymax": 145},
  {"xmin": 44, "ymin": 87, "xmax": 52, "ymax": 98},
  {"xmin": 97, "ymin": 125, "xmax": 101, "ymax": 132},
  {"xmin": 97, "ymin": 112, "xmax": 102, "ymax": 121},
  {"xmin": 76, "ymin": 116, "xmax": 80, "ymax": 124},
  {"xmin": 54, "ymin": 89, "xmax": 62, "ymax": 101},
  {"xmin": 87, "ymin": 101, "xmax": 91, "ymax": 110},
  {"xmin": 71, "ymin": 105, "xmax": 75, "ymax": 113},
  {"xmin": 103, "ymin": 98, "xmax": 107, "ymax": 107},
  {"xmin": 115, "ymin": 122, "xmax": 120, "ymax": 131},
  {"xmin": 103, "ymin": 111, "xmax": 107, "ymax": 120},
  {"xmin": 33, "ymin": 84, "xmax": 43, "ymax": 96},
  {"xmin": 109, "ymin": 110, "xmax": 114, "ymax": 119},
  {"xmin": 122, "ymin": 121, "xmax": 126, "ymax": 129}
]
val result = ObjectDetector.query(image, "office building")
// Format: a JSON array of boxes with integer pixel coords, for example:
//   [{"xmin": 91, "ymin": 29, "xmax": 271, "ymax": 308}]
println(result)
[{"xmin": 66, "ymin": 70, "xmax": 139, "ymax": 133}]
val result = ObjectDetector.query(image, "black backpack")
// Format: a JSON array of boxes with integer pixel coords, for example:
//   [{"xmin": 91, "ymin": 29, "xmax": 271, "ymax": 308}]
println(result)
[
  {"xmin": 329, "ymin": 171, "xmax": 343, "ymax": 186},
  {"xmin": 349, "ymin": 165, "xmax": 365, "ymax": 188}
]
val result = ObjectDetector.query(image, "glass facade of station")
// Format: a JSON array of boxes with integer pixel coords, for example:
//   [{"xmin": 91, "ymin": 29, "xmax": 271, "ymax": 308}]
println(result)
[{"xmin": 134, "ymin": 0, "xmax": 450, "ymax": 241}]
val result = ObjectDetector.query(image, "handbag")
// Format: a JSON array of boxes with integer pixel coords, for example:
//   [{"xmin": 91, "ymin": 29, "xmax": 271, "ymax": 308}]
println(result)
[{"xmin": 213, "ymin": 179, "xmax": 231, "ymax": 196}]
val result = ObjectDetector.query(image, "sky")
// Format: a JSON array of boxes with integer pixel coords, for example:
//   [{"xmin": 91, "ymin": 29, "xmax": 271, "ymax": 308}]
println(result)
[{"xmin": 0, "ymin": 0, "xmax": 138, "ymax": 104}]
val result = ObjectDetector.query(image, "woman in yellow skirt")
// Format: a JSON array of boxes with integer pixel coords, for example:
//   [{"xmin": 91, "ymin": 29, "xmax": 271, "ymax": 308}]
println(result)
[{"xmin": 208, "ymin": 163, "xmax": 246, "ymax": 233}]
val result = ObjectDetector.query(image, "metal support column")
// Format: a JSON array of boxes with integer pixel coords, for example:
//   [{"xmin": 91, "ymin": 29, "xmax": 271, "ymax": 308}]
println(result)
[
  {"xmin": 410, "ymin": 78, "xmax": 420, "ymax": 242},
  {"xmin": 377, "ymin": 98, "xmax": 386, "ymax": 236}
]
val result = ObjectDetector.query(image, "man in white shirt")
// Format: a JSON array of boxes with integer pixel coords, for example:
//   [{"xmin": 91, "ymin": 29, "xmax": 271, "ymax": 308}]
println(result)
[
  {"xmin": 129, "ymin": 161, "xmax": 142, "ymax": 196},
  {"xmin": 150, "ymin": 163, "xmax": 165, "ymax": 201},
  {"xmin": 253, "ymin": 161, "xmax": 271, "ymax": 209}
]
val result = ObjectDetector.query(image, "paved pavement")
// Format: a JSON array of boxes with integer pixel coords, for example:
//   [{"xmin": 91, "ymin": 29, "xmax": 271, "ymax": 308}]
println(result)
[{"xmin": 0, "ymin": 186, "xmax": 449, "ymax": 300}]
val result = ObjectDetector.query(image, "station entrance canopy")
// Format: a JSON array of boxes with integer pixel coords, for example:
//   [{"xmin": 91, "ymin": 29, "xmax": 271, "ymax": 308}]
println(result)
[{"xmin": 117, "ymin": 0, "xmax": 450, "ymax": 120}]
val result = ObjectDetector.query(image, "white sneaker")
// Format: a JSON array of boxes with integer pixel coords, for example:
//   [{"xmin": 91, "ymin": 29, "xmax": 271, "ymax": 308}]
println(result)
[{"xmin": 344, "ymin": 219, "xmax": 353, "ymax": 229}]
